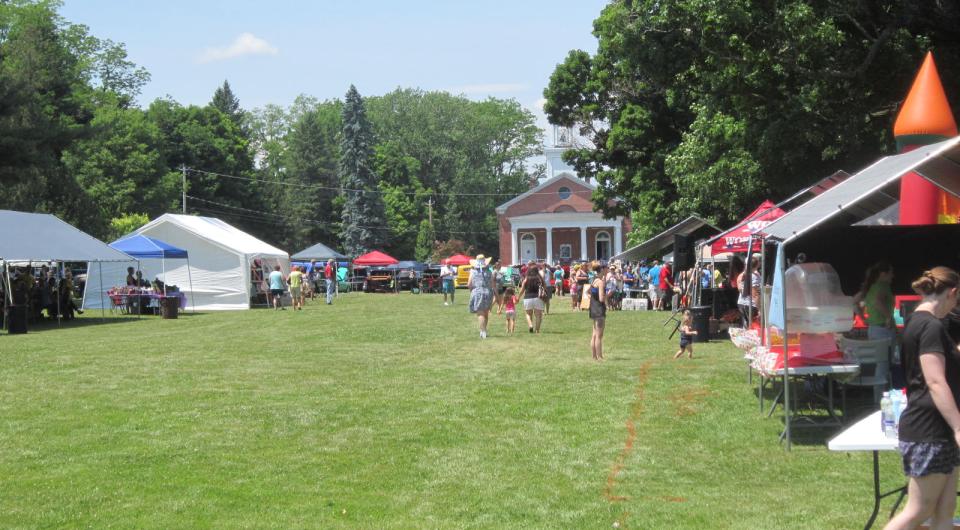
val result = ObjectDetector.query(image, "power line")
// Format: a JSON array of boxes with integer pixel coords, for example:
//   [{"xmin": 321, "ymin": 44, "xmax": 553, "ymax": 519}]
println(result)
[
  {"xmin": 187, "ymin": 196, "xmax": 497, "ymax": 235},
  {"xmin": 186, "ymin": 167, "xmax": 596, "ymax": 198}
]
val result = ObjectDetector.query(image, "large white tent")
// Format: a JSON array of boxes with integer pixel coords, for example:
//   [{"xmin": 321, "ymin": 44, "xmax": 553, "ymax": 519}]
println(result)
[{"xmin": 83, "ymin": 214, "xmax": 289, "ymax": 310}]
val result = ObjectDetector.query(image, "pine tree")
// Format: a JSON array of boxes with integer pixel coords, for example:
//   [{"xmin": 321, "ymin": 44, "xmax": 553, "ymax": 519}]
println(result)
[
  {"xmin": 339, "ymin": 85, "xmax": 387, "ymax": 256},
  {"xmin": 211, "ymin": 80, "xmax": 243, "ymax": 123},
  {"xmin": 415, "ymin": 219, "xmax": 435, "ymax": 262}
]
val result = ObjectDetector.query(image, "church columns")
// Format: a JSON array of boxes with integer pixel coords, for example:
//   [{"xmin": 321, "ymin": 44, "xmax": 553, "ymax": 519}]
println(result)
[
  {"xmin": 546, "ymin": 228, "xmax": 553, "ymax": 264},
  {"xmin": 511, "ymin": 228, "xmax": 518, "ymax": 265},
  {"xmin": 580, "ymin": 227, "xmax": 588, "ymax": 261},
  {"xmin": 614, "ymin": 223, "xmax": 623, "ymax": 257}
]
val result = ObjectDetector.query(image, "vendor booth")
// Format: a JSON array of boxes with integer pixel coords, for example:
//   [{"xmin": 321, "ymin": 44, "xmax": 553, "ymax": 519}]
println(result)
[
  {"xmin": 0, "ymin": 210, "xmax": 137, "ymax": 333},
  {"xmin": 352, "ymin": 251, "xmax": 399, "ymax": 293},
  {"xmin": 115, "ymin": 214, "xmax": 289, "ymax": 310},
  {"xmin": 757, "ymin": 135, "xmax": 960, "ymax": 449},
  {"xmin": 82, "ymin": 234, "xmax": 195, "ymax": 315}
]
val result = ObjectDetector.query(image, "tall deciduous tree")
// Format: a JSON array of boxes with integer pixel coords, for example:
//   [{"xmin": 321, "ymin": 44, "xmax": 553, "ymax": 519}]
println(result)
[
  {"xmin": 365, "ymin": 89, "xmax": 541, "ymax": 254},
  {"xmin": 544, "ymin": 0, "xmax": 960, "ymax": 240},
  {"xmin": 339, "ymin": 85, "xmax": 387, "ymax": 256},
  {"xmin": 145, "ymin": 98, "xmax": 264, "ymax": 239}
]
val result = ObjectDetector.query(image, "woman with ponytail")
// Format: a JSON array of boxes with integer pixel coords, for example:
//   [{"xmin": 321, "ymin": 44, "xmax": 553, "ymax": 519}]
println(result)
[{"xmin": 886, "ymin": 267, "xmax": 960, "ymax": 530}]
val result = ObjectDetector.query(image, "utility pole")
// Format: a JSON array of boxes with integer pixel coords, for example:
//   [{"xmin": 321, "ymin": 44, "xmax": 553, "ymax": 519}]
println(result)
[
  {"xmin": 182, "ymin": 165, "xmax": 187, "ymax": 214},
  {"xmin": 427, "ymin": 197, "xmax": 433, "ymax": 225}
]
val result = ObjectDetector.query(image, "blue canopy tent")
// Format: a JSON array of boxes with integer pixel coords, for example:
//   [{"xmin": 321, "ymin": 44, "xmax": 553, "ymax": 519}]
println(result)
[{"xmin": 109, "ymin": 234, "xmax": 195, "ymax": 311}]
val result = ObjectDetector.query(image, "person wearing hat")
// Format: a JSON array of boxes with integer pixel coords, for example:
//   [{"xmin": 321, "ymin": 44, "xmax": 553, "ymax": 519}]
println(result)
[{"xmin": 467, "ymin": 254, "xmax": 494, "ymax": 338}]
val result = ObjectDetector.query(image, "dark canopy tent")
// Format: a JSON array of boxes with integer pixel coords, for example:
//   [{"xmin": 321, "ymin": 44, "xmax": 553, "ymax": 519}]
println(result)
[
  {"xmin": 611, "ymin": 216, "xmax": 719, "ymax": 262},
  {"xmin": 776, "ymin": 224, "xmax": 960, "ymax": 295},
  {"xmin": 291, "ymin": 242, "xmax": 347, "ymax": 261},
  {"xmin": 387, "ymin": 261, "xmax": 426, "ymax": 272},
  {"xmin": 760, "ymin": 135, "xmax": 960, "ymax": 449}
]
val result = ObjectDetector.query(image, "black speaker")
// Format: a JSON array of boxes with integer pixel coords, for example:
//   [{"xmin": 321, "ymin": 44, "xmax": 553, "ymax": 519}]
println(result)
[{"xmin": 673, "ymin": 234, "xmax": 695, "ymax": 270}]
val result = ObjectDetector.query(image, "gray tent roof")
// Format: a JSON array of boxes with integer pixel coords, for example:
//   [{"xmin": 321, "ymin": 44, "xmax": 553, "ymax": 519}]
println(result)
[
  {"xmin": 291, "ymin": 242, "xmax": 347, "ymax": 261},
  {"xmin": 764, "ymin": 136, "xmax": 960, "ymax": 244},
  {"xmin": 612, "ymin": 216, "xmax": 719, "ymax": 262},
  {"xmin": 0, "ymin": 210, "xmax": 135, "ymax": 262}
]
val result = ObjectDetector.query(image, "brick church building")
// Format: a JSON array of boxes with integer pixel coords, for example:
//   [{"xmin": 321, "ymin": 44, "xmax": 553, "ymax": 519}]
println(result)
[{"xmin": 496, "ymin": 134, "xmax": 629, "ymax": 265}]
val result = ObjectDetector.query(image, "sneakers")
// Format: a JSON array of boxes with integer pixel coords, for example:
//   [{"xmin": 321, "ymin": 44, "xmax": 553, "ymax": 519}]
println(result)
[
  {"xmin": 480, "ymin": 330, "xmax": 487, "ymax": 339},
  {"xmin": 444, "ymin": 302, "xmax": 449, "ymax": 306}
]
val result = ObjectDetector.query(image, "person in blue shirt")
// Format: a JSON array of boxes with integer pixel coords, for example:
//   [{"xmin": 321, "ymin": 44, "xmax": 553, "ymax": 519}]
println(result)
[
  {"xmin": 647, "ymin": 260, "xmax": 661, "ymax": 309},
  {"xmin": 701, "ymin": 267, "xmax": 712, "ymax": 289},
  {"xmin": 268, "ymin": 265, "xmax": 286, "ymax": 310}
]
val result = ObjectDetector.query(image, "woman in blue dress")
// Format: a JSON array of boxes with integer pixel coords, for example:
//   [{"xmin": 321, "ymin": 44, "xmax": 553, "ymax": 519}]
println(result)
[{"xmin": 468, "ymin": 254, "xmax": 494, "ymax": 339}]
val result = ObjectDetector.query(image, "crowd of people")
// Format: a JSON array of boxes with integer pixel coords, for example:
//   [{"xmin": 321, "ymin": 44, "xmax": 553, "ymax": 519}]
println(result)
[
  {"xmin": 2, "ymin": 264, "xmax": 83, "ymax": 324},
  {"xmin": 266, "ymin": 258, "xmax": 338, "ymax": 311}
]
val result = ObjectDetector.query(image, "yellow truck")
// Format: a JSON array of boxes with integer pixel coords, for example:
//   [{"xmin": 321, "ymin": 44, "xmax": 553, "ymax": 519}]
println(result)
[{"xmin": 455, "ymin": 264, "xmax": 472, "ymax": 288}]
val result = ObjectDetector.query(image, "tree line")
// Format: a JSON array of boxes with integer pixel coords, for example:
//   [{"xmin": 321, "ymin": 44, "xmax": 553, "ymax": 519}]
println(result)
[
  {"xmin": 544, "ymin": 0, "xmax": 960, "ymax": 243},
  {"xmin": 0, "ymin": 2, "xmax": 542, "ymax": 259}
]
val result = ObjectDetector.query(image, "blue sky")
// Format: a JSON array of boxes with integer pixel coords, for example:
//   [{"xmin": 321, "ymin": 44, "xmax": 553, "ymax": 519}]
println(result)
[{"xmin": 60, "ymin": 1, "xmax": 607, "ymax": 137}]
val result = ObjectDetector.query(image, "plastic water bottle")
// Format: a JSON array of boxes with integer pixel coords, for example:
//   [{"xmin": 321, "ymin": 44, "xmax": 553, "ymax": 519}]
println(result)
[
  {"xmin": 881, "ymin": 391, "xmax": 896, "ymax": 438},
  {"xmin": 890, "ymin": 390, "xmax": 902, "ymax": 435}
]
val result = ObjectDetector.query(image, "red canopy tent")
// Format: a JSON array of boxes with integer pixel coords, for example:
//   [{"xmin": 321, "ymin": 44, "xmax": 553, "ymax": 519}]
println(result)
[
  {"xmin": 710, "ymin": 200, "xmax": 786, "ymax": 254},
  {"xmin": 353, "ymin": 250, "xmax": 399, "ymax": 267},
  {"xmin": 443, "ymin": 254, "xmax": 471, "ymax": 266}
]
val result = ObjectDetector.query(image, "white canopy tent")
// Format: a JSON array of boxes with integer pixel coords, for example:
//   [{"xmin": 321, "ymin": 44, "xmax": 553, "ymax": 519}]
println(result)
[
  {"xmin": 0, "ymin": 210, "xmax": 136, "ymax": 320},
  {"xmin": 83, "ymin": 214, "xmax": 289, "ymax": 310}
]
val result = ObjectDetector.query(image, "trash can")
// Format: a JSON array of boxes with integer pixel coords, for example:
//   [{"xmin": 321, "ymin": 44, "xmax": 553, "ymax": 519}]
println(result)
[
  {"xmin": 690, "ymin": 305, "xmax": 711, "ymax": 343},
  {"xmin": 160, "ymin": 296, "xmax": 179, "ymax": 319},
  {"xmin": 6, "ymin": 305, "xmax": 27, "ymax": 334}
]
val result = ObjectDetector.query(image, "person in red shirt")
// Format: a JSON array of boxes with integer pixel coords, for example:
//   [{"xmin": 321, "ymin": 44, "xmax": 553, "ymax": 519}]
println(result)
[
  {"xmin": 324, "ymin": 259, "xmax": 336, "ymax": 305},
  {"xmin": 657, "ymin": 262, "xmax": 674, "ymax": 311}
]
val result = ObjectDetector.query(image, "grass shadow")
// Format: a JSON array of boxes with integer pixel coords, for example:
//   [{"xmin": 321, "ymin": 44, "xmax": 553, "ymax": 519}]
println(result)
[{"xmin": 4, "ymin": 314, "xmax": 145, "ymax": 334}]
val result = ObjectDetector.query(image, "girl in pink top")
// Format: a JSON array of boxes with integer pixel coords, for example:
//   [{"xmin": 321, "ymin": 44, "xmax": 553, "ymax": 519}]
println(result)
[{"xmin": 503, "ymin": 287, "xmax": 517, "ymax": 334}]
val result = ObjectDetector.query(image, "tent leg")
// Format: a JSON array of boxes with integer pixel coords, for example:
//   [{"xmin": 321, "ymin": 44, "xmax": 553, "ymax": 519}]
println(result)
[
  {"xmin": 136, "ymin": 261, "xmax": 141, "ymax": 320},
  {"xmin": 186, "ymin": 257, "xmax": 196, "ymax": 313},
  {"xmin": 3, "ymin": 261, "xmax": 8, "ymax": 333},
  {"xmin": 98, "ymin": 262, "xmax": 105, "ymax": 322},
  {"xmin": 56, "ymin": 262, "xmax": 61, "ymax": 328}
]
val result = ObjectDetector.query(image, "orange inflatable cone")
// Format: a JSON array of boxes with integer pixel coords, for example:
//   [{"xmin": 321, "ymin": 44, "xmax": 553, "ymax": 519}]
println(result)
[{"xmin": 894, "ymin": 52, "xmax": 959, "ymax": 225}]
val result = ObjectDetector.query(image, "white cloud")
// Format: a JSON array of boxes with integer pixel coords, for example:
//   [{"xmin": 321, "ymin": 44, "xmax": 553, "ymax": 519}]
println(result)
[
  {"xmin": 448, "ymin": 83, "xmax": 527, "ymax": 95},
  {"xmin": 197, "ymin": 33, "xmax": 279, "ymax": 64}
]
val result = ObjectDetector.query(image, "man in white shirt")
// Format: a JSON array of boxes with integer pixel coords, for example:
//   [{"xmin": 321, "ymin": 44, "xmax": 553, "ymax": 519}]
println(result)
[{"xmin": 440, "ymin": 263, "xmax": 455, "ymax": 305}]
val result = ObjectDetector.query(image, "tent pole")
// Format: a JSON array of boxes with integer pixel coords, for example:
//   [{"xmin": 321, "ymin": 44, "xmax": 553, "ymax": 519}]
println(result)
[
  {"xmin": 56, "ymin": 261, "xmax": 61, "ymax": 328},
  {"xmin": 757, "ymin": 235, "xmax": 766, "ymax": 338},
  {"xmin": 186, "ymin": 256, "xmax": 196, "ymax": 312},
  {"xmin": 98, "ymin": 262, "xmax": 105, "ymax": 322},
  {"xmin": 744, "ymin": 244, "xmax": 754, "ymax": 327},
  {"xmin": 136, "ymin": 260, "xmax": 141, "ymax": 320},
  {"xmin": 3, "ymin": 260, "xmax": 8, "ymax": 333},
  {"xmin": 779, "ymin": 241, "xmax": 792, "ymax": 451}
]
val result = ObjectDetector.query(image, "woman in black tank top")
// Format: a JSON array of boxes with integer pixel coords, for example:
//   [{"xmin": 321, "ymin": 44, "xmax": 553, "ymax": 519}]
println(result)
[{"xmin": 519, "ymin": 263, "xmax": 545, "ymax": 333}]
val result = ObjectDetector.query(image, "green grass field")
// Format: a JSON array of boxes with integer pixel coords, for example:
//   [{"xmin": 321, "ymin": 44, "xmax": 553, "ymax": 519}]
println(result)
[{"xmin": 0, "ymin": 292, "xmax": 902, "ymax": 529}]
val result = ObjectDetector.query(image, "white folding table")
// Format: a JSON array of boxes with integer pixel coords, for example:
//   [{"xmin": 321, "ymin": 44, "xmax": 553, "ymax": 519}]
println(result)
[
  {"xmin": 828, "ymin": 410, "xmax": 904, "ymax": 530},
  {"xmin": 762, "ymin": 363, "xmax": 861, "ymax": 443}
]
